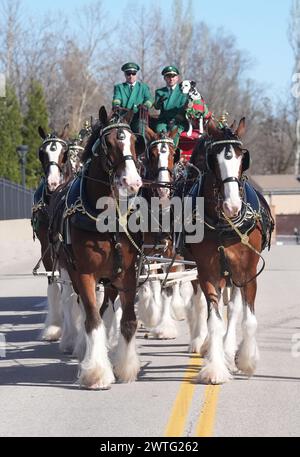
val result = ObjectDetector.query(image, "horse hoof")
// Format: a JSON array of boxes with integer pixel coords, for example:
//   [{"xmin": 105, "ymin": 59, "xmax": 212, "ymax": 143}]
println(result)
[
  {"xmin": 80, "ymin": 383, "xmax": 112, "ymax": 391},
  {"xmin": 197, "ymin": 363, "xmax": 232, "ymax": 384},
  {"xmin": 150, "ymin": 324, "xmax": 177, "ymax": 340},
  {"xmin": 188, "ymin": 337, "xmax": 206, "ymax": 354},
  {"xmin": 42, "ymin": 325, "xmax": 62, "ymax": 341}
]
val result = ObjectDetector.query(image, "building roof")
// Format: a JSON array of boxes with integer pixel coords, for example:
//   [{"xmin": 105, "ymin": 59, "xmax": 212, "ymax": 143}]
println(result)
[{"xmin": 248, "ymin": 174, "xmax": 300, "ymax": 195}]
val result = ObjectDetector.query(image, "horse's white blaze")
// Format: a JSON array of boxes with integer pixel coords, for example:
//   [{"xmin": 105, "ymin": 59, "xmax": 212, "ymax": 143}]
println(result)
[
  {"xmin": 157, "ymin": 142, "xmax": 170, "ymax": 199},
  {"xmin": 79, "ymin": 324, "xmax": 115, "ymax": 389},
  {"xmin": 217, "ymin": 146, "xmax": 242, "ymax": 217},
  {"xmin": 114, "ymin": 332, "xmax": 140, "ymax": 382},
  {"xmin": 236, "ymin": 305, "xmax": 259, "ymax": 376},
  {"xmin": 118, "ymin": 130, "xmax": 142, "ymax": 194},
  {"xmin": 45, "ymin": 142, "xmax": 63, "ymax": 191}
]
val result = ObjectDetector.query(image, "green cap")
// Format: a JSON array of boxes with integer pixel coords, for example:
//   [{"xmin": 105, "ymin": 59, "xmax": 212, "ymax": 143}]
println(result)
[
  {"xmin": 121, "ymin": 62, "xmax": 140, "ymax": 73},
  {"xmin": 162, "ymin": 65, "xmax": 179, "ymax": 76}
]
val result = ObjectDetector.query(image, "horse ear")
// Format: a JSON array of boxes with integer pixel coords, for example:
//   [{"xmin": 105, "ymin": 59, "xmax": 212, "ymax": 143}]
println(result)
[
  {"xmin": 169, "ymin": 127, "xmax": 178, "ymax": 140},
  {"xmin": 191, "ymin": 80, "xmax": 196, "ymax": 87},
  {"xmin": 230, "ymin": 120, "xmax": 237, "ymax": 131},
  {"xmin": 145, "ymin": 126, "xmax": 157, "ymax": 143},
  {"xmin": 124, "ymin": 109, "xmax": 134, "ymax": 125},
  {"xmin": 61, "ymin": 123, "xmax": 70, "ymax": 140},
  {"xmin": 236, "ymin": 117, "xmax": 246, "ymax": 138},
  {"xmin": 99, "ymin": 106, "xmax": 108, "ymax": 125},
  {"xmin": 38, "ymin": 126, "xmax": 46, "ymax": 139},
  {"xmin": 207, "ymin": 118, "xmax": 220, "ymax": 137}
]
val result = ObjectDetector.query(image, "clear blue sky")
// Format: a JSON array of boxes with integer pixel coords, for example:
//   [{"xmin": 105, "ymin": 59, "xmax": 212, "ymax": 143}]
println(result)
[{"xmin": 22, "ymin": 0, "xmax": 294, "ymax": 100}]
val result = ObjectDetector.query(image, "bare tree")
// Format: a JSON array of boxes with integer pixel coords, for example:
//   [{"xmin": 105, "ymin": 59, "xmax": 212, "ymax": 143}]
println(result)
[{"xmin": 289, "ymin": 0, "xmax": 300, "ymax": 175}]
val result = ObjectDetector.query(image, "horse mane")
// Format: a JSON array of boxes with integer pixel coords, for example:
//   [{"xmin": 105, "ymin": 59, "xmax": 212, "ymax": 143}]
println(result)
[{"xmin": 81, "ymin": 121, "xmax": 101, "ymax": 163}]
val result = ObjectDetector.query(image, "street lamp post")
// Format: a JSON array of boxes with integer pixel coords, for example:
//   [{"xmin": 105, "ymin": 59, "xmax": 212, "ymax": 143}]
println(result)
[{"xmin": 17, "ymin": 145, "xmax": 28, "ymax": 188}]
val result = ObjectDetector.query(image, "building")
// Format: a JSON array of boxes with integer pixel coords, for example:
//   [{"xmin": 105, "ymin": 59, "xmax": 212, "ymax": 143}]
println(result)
[{"xmin": 248, "ymin": 174, "xmax": 300, "ymax": 239}]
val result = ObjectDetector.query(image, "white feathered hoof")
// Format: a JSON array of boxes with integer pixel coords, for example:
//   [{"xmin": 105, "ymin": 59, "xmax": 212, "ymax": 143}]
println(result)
[
  {"xmin": 171, "ymin": 305, "xmax": 186, "ymax": 321},
  {"xmin": 79, "ymin": 365, "xmax": 115, "ymax": 390},
  {"xmin": 72, "ymin": 334, "xmax": 86, "ymax": 362},
  {"xmin": 113, "ymin": 347, "xmax": 140, "ymax": 383},
  {"xmin": 59, "ymin": 335, "xmax": 76, "ymax": 354},
  {"xmin": 113, "ymin": 334, "xmax": 140, "ymax": 383},
  {"xmin": 188, "ymin": 337, "xmax": 207, "ymax": 354},
  {"xmin": 114, "ymin": 356, "xmax": 140, "ymax": 383},
  {"xmin": 197, "ymin": 361, "xmax": 232, "ymax": 385},
  {"xmin": 235, "ymin": 345, "xmax": 259, "ymax": 377},
  {"xmin": 42, "ymin": 325, "xmax": 62, "ymax": 341},
  {"xmin": 151, "ymin": 321, "xmax": 178, "ymax": 339},
  {"xmin": 225, "ymin": 353, "xmax": 239, "ymax": 373}
]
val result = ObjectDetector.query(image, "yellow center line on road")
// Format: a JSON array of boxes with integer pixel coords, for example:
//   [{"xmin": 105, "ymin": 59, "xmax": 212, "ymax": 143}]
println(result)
[
  {"xmin": 194, "ymin": 384, "xmax": 221, "ymax": 437},
  {"xmin": 164, "ymin": 311, "xmax": 227, "ymax": 437},
  {"xmin": 164, "ymin": 354, "xmax": 202, "ymax": 437}
]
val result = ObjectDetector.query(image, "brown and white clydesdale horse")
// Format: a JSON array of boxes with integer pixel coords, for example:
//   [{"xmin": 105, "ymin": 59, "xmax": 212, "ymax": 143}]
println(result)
[
  {"xmin": 185, "ymin": 117, "xmax": 273, "ymax": 384},
  {"xmin": 51, "ymin": 107, "xmax": 144, "ymax": 389},
  {"xmin": 32, "ymin": 124, "xmax": 70, "ymax": 340}
]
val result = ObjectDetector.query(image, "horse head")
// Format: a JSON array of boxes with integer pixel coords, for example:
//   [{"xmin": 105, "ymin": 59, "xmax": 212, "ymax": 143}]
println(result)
[
  {"xmin": 205, "ymin": 117, "xmax": 250, "ymax": 218},
  {"xmin": 144, "ymin": 127, "xmax": 177, "ymax": 200},
  {"xmin": 38, "ymin": 124, "xmax": 70, "ymax": 192},
  {"xmin": 67, "ymin": 137, "xmax": 84, "ymax": 175},
  {"xmin": 94, "ymin": 106, "xmax": 142, "ymax": 196}
]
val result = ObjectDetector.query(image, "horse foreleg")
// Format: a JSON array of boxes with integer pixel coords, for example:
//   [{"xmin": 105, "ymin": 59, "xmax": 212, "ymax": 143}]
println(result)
[
  {"xmin": 59, "ymin": 268, "xmax": 82, "ymax": 353},
  {"xmin": 102, "ymin": 289, "xmax": 122, "ymax": 350},
  {"xmin": 236, "ymin": 280, "xmax": 259, "ymax": 377},
  {"xmin": 114, "ymin": 275, "xmax": 140, "ymax": 382},
  {"xmin": 77, "ymin": 274, "xmax": 114, "ymax": 390},
  {"xmin": 187, "ymin": 282, "xmax": 208, "ymax": 354},
  {"xmin": 197, "ymin": 282, "xmax": 231, "ymax": 384},
  {"xmin": 137, "ymin": 279, "xmax": 162, "ymax": 328},
  {"xmin": 223, "ymin": 286, "xmax": 243, "ymax": 372},
  {"xmin": 42, "ymin": 279, "xmax": 62, "ymax": 341},
  {"xmin": 150, "ymin": 286, "xmax": 178, "ymax": 339},
  {"xmin": 171, "ymin": 281, "xmax": 186, "ymax": 321}
]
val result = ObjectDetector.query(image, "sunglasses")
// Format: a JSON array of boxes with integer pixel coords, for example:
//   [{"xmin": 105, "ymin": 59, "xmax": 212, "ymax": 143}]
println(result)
[{"xmin": 125, "ymin": 72, "xmax": 137, "ymax": 76}]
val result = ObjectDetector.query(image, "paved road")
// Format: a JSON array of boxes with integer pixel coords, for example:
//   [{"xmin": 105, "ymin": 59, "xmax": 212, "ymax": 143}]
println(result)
[{"xmin": 0, "ymin": 238, "xmax": 299, "ymax": 437}]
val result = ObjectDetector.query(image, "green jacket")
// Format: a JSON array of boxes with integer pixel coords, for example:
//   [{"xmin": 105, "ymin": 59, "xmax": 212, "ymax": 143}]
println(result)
[
  {"xmin": 112, "ymin": 81, "xmax": 153, "ymax": 113},
  {"xmin": 154, "ymin": 84, "xmax": 188, "ymax": 125}
]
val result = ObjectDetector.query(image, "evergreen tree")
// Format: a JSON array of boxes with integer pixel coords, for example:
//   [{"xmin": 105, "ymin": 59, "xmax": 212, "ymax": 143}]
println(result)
[
  {"xmin": 0, "ymin": 84, "xmax": 23, "ymax": 183},
  {"xmin": 23, "ymin": 80, "xmax": 49, "ymax": 188}
]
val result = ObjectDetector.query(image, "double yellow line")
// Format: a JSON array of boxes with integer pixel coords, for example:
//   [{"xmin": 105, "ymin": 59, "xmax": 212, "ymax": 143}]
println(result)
[{"xmin": 164, "ymin": 354, "xmax": 221, "ymax": 437}]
